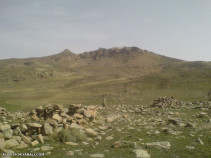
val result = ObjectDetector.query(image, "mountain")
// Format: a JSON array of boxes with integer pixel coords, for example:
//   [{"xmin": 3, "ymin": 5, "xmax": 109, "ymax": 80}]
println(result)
[{"xmin": 0, "ymin": 47, "xmax": 210, "ymax": 111}]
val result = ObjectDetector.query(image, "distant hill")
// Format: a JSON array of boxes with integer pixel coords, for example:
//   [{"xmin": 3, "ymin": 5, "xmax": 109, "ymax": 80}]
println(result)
[{"xmin": 0, "ymin": 47, "xmax": 210, "ymax": 111}]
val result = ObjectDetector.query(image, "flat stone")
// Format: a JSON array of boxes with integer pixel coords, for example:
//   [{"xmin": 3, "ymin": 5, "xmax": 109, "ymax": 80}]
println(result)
[
  {"xmin": 27, "ymin": 123, "xmax": 42, "ymax": 128},
  {"xmin": 69, "ymin": 123, "xmax": 83, "ymax": 129},
  {"xmin": 65, "ymin": 142, "xmax": 78, "ymax": 146},
  {"xmin": 90, "ymin": 154, "xmax": 104, "ymax": 158},
  {"xmin": 74, "ymin": 113, "xmax": 83, "ymax": 119},
  {"xmin": 41, "ymin": 146, "xmax": 53, "ymax": 151},
  {"xmin": 146, "ymin": 141, "xmax": 171, "ymax": 149}
]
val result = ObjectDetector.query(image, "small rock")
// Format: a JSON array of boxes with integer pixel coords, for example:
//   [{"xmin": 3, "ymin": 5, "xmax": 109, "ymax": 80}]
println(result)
[
  {"xmin": 21, "ymin": 135, "xmax": 32, "ymax": 144},
  {"xmin": 195, "ymin": 138, "xmax": 204, "ymax": 145},
  {"xmin": 85, "ymin": 128, "xmax": 98, "ymax": 137},
  {"xmin": 74, "ymin": 113, "xmax": 83, "ymax": 119},
  {"xmin": 106, "ymin": 136, "xmax": 113, "ymax": 140},
  {"xmin": 52, "ymin": 114, "xmax": 62, "ymax": 123},
  {"xmin": 37, "ymin": 134, "xmax": 44, "ymax": 144},
  {"xmin": 27, "ymin": 123, "xmax": 42, "ymax": 128},
  {"xmin": 186, "ymin": 146, "xmax": 195, "ymax": 149},
  {"xmin": 16, "ymin": 141, "xmax": 28, "ymax": 149},
  {"xmin": 43, "ymin": 123, "xmax": 53, "ymax": 135},
  {"xmin": 146, "ymin": 141, "xmax": 171, "ymax": 149},
  {"xmin": 41, "ymin": 146, "xmax": 53, "ymax": 151},
  {"xmin": 90, "ymin": 154, "xmax": 104, "ymax": 158},
  {"xmin": 106, "ymin": 117, "xmax": 114, "ymax": 123},
  {"xmin": 66, "ymin": 151, "xmax": 74, "ymax": 156},
  {"xmin": 65, "ymin": 142, "xmax": 78, "ymax": 146},
  {"xmin": 134, "ymin": 149, "xmax": 150, "ymax": 158},
  {"xmin": 5, "ymin": 139, "xmax": 19, "ymax": 148},
  {"xmin": 31, "ymin": 140, "xmax": 39, "ymax": 146}
]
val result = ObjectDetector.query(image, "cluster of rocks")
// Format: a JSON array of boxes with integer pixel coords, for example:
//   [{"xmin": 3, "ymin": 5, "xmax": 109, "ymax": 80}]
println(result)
[
  {"xmin": 26, "ymin": 104, "xmax": 97, "ymax": 126},
  {"xmin": 0, "ymin": 107, "xmax": 8, "ymax": 116},
  {"xmin": 0, "ymin": 104, "xmax": 97, "ymax": 153},
  {"xmin": 150, "ymin": 96, "xmax": 183, "ymax": 108}
]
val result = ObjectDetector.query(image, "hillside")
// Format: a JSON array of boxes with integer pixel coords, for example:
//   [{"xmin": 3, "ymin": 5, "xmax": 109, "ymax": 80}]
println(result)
[{"xmin": 0, "ymin": 47, "xmax": 211, "ymax": 111}]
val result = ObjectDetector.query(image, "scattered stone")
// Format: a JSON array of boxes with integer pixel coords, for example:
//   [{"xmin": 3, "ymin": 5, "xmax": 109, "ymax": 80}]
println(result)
[
  {"xmin": 113, "ymin": 140, "xmax": 135, "ymax": 148},
  {"xmin": 186, "ymin": 146, "xmax": 195, "ymax": 149},
  {"xmin": 146, "ymin": 141, "xmax": 171, "ymax": 149},
  {"xmin": 85, "ymin": 128, "xmax": 98, "ymax": 137},
  {"xmin": 90, "ymin": 154, "xmax": 104, "ymax": 158},
  {"xmin": 21, "ymin": 135, "xmax": 32, "ymax": 144},
  {"xmin": 37, "ymin": 134, "xmax": 44, "ymax": 143},
  {"xmin": 66, "ymin": 151, "xmax": 74, "ymax": 156},
  {"xmin": 133, "ymin": 149, "xmax": 150, "ymax": 158},
  {"xmin": 5, "ymin": 139, "xmax": 19, "ymax": 148},
  {"xmin": 195, "ymin": 138, "xmax": 204, "ymax": 145},
  {"xmin": 65, "ymin": 142, "xmax": 78, "ymax": 146},
  {"xmin": 41, "ymin": 146, "xmax": 53, "ymax": 151},
  {"xmin": 43, "ymin": 123, "xmax": 53, "ymax": 135},
  {"xmin": 3, "ymin": 129, "xmax": 13, "ymax": 139},
  {"xmin": 0, "ymin": 138, "xmax": 5, "ymax": 151},
  {"xmin": 106, "ymin": 117, "xmax": 114, "ymax": 123},
  {"xmin": 106, "ymin": 136, "xmax": 113, "ymax": 140},
  {"xmin": 27, "ymin": 123, "xmax": 42, "ymax": 128},
  {"xmin": 31, "ymin": 140, "xmax": 39, "ymax": 146},
  {"xmin": 16, "ymin": 141, "xmax": 28, "ymax": 149},
  {"xmin": 52, "ymin": 114, "xmax": 62, "ymax": 123}
]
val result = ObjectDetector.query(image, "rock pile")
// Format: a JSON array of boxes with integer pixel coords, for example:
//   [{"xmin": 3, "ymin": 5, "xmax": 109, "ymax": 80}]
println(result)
[
  {"xmin": 0, "ymin": 104, "xmax": 97, "ymax": 152},
  {"xmin": 0, "ymin": 107, "xmax": 8, "ymax": 116},
  {"xmin": 150, "ymin": 96, "xmax": 183, "ymax": 108},
  {"xmin": 26, "ymin": 104, "xmax": 97, "ymax": 126}
]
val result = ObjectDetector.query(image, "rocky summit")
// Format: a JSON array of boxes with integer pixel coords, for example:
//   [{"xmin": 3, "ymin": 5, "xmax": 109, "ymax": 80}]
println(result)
[{"xmin": 0, "ymin": 96, "xmax": 210, "ymax": 157}]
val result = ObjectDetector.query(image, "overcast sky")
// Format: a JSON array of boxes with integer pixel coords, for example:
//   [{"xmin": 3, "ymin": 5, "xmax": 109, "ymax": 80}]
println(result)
[{"xmin": 0, "ymin": 0, "xmax": 210, "ymax": 61}]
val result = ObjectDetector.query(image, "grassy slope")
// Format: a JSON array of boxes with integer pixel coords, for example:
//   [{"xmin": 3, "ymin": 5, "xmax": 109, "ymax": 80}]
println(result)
[{"xmin": 0, "ymin": 47, "xmax": 211, "ymax": 112}]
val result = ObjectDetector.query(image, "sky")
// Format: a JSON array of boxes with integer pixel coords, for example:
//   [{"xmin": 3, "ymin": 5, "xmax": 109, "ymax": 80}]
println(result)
[{"xmin": 0, "ymin": 0, "xmax": 210, "ymax": 61}]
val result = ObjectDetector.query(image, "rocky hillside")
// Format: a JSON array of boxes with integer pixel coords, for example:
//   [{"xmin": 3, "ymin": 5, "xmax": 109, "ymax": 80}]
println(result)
[{"xmin": 0, "ymin": 97, "xmax": 211, "ymax": 157}]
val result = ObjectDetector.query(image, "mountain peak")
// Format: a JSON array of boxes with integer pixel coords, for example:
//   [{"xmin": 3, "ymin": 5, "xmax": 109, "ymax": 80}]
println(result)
[{"xmin": 60, "ymin": 49, "xmax": 73, "ymax": 55}]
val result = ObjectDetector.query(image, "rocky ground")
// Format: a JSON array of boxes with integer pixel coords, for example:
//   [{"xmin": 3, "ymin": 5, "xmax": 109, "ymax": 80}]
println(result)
[{"xmin": 0, "ymin": 97, "xmax": 211, "ymax": 158}]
